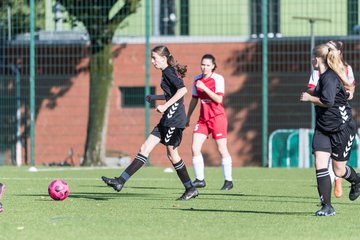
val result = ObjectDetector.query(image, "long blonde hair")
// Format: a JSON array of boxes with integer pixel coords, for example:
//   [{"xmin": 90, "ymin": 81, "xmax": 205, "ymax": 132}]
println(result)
[
  {"xmin": 327, "ymin": 40, "xmax": 348, "ymax": 67},
  {"xmin": 313, "ymin": 44, "xmax": 352, "ymax": 91}
]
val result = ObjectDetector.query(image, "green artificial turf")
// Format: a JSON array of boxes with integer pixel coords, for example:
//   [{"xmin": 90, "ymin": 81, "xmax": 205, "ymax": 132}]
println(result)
[{"xmin": 0, "ymin": 166, "xmax": 359, "ymax": 240}]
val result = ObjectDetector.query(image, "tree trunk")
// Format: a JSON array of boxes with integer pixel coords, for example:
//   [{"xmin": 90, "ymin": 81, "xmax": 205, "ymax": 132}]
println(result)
[{"xmin": 82, "ymin": 45, "xmax": 113, "ymax": 166}]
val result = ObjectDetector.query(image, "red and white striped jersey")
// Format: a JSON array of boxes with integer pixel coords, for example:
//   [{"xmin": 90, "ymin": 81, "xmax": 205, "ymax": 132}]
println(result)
[
  {"xmin": 192, "ymin": 72, "xmax": 226, "ymax": 121},
  {"xmin": 308, "ymin": 65, "xmax": 355, "ymax": 89}
]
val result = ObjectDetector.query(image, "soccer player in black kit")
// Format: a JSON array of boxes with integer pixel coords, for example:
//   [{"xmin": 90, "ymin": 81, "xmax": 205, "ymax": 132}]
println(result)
[
  {"xmin": 101, "ymin": 45, "xmax": 198, "ymax": 200},
  {"xmin": 300, "ymin": 43, "xmax": 360, "ymax": 216}
]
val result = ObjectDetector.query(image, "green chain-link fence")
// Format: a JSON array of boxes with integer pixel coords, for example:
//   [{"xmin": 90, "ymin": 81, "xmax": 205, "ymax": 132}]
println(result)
[{"xmin": 0, "ymin": 0, "xmax": 360, "ymax": 167}]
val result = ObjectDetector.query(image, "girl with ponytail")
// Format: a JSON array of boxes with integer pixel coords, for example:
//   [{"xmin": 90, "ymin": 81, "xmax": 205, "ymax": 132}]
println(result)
[
  {"xmin": 306, "ymin": 41, "xmax": 356, "ymax": 198},
  {"xmin": 300, "ymin": 43, "xmax": 360, "ymax": 216},
  {"xmin": 102, "ymin": 45, "xmax": 199, "ymax": 201}
]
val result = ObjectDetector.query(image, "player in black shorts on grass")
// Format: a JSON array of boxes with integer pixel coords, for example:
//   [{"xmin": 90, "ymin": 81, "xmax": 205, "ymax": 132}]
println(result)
[
  {"xmin": 101, "ymin": 45, "xmax": 198, "ymax": 200},
  {"xmin": 307, "ymin": 40, "xmax": 356, "ymax": 198},
  {"xmin": 300, "ymin": 43, "xmax": 360, "ymax": 216}
]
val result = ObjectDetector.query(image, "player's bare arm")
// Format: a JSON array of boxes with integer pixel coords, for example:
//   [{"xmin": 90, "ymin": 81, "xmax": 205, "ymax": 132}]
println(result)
[
  {"xmin": 157, "ymin": 87, "xmax": 187, "ymax": 113},
  {"xmin": 186, "ymin": 97, "xmax": 198, "ymax": 127},
  {"xmin": 300, "ymin": 92, "xmax": 329, "ymax": 107}
]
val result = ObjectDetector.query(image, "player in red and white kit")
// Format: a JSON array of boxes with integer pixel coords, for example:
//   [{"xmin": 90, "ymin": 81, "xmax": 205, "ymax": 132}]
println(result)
[
  {"xmin": 186, "ymin": 54, "xmax": 233, "ymax": 190},
  {"xmin": 307, "ymin": 40, "xmax": 356, "ymax": 198},
  {"xmin": 0, "ymin": 183, "xmax": 4, "ymax": 213}
]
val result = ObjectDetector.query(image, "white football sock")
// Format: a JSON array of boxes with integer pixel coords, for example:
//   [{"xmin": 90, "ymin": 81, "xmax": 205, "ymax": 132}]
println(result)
[
  {"xmin": 222, "ymin": 156, "xmax": 232, "ymax": 181},
  {"xmin": 327, "ymin": 158, "xmax": 335, "ymax": 183},
  {"xmin": 192, "ymin": 155, "xmax": 204, "ymax": 180}
]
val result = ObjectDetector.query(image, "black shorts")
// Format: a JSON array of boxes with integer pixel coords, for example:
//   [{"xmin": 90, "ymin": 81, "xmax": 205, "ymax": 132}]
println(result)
[
  {"xmin": 151, "ymin": 124, "xmax": 184, "ymax": 148},
  {"xmin": 312, "ymin": 119, "xmax": 357, "ymax": 161}
]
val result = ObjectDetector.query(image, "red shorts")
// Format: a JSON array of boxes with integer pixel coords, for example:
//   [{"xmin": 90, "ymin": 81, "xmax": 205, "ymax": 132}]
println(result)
[{"xmin": 193, "ymin": 114, "xmax": 228, "ymax": 140}]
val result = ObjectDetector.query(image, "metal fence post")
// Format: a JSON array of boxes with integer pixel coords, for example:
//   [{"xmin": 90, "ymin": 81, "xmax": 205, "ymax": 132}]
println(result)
[
  {"xmin": 262, "ymin": 0, "xmax": 268, "ymax": 167},
  {"xmin": 145, "ymin": 0, "xmax": 151, "ymax": 166},
  {"xmin": 29, "ymin": 0, "xmax": 36, "ymax": 167}
]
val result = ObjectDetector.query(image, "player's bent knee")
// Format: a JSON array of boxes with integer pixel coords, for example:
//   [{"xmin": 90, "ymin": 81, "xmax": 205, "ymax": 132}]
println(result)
[
  {"xmin": 218, "ymin": 149, "xmax": 230, "ymax": 158},
  {"xmin": 334, "ymin": 169, "xmax": 346, "ymax": 178},
  {"xmin": 332, "ymin": 166, "xmax": 346, "ymax": 177},
  {"xmin": 139, "ymin": 144, "xmax": 151, "ymax": 156},
  {"xmin": 192, "ymin": 147, "xmax": 201, "ymax": 156}
]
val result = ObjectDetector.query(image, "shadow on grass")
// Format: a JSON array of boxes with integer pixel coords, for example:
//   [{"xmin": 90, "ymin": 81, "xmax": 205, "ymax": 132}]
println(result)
[
  {"xmin": 85, "ymin": 185, "xmax": 179, "ymax": 190},
  {"xmin": 69, "ymin": 192, "xmax": 153, "ymax": 200},
  {"xmin": 127, "ymin": 186, "xmax": 182, "ymax": 190},
  {"xmin": 200, "ymin": 192, "xmax": 318, "ymax": 199},
  {"xmin": 193, "ymin": 192, "xmax": 331, "ymax": 206},
  {"xmin": 179, "ymin": 208, "xmax": 314, "ymax": 216},
  {"xmin": 186, "ymin": 192, "xmax": 358, "ymax": 207},
  {"xmin": 14, "ymin": 192, "xmax": 153, "ymax": 201}
]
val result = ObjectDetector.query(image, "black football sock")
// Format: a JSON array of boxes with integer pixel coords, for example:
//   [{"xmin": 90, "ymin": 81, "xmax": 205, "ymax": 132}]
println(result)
[
  {"xmin": 316, "ymin": 168, "xmax": 331, "ymax": 205},
  {"xmin": 173, "ymin": 159, "xmax": 193, "ymax": 189},
  {"xmin": 342, "ymin": 165, "xmax": 360, "ymax": 184},
  {"xmin": 119, "ymin": 153, "xmax": 147, "ymax": 183}
]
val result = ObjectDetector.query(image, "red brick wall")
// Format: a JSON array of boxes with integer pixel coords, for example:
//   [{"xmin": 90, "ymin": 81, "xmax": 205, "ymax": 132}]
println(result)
[
  {"xmin": 108, "ymin": 40, "xmax": 360, "ymax": 167},
  {"xmin": 109, "ymin": 42, "xmax": 263, "ymax": 167},
  {"xmin": 5, "ymin": 39, "xmax": 359, "ymax": 167},
  {"xmin": 5, "ymin": 44, "xmax": 90, "ymax": 166},
  {"xmin": 34, "ymin": 70, "xmax": 89, "ymax": 166}
]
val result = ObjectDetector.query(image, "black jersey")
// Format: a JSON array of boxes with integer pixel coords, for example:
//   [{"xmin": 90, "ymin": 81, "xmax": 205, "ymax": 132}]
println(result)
[
  {"xmin": 313, "ymin": 68, "xmax": 352, "ymax": 133},
  {"xmin": 159, "ymin": 66, "xmax": 187, "ymax": 128}
]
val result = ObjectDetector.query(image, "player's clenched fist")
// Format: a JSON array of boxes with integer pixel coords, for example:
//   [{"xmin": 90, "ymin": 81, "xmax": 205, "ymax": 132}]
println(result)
[{"xmin": 300, "ymin": 92, "xmax": 311, "ymax": 102}]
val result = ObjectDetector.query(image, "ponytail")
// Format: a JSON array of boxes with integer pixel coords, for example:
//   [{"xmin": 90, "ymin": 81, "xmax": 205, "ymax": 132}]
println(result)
[
  {"xmin": 314, "ymin": 44, "xmax": 352, "ymax": 92},
  {"xmin": 326, "ymin": 40, "xmax": 348, "ymax": 67},
  {"xmin": 152, "ymin": 45, "xmax": 188, "ymax": 78},
  {"xmin": 326, "ymin": 48, "xmax": 351, "ymax": 91}
]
